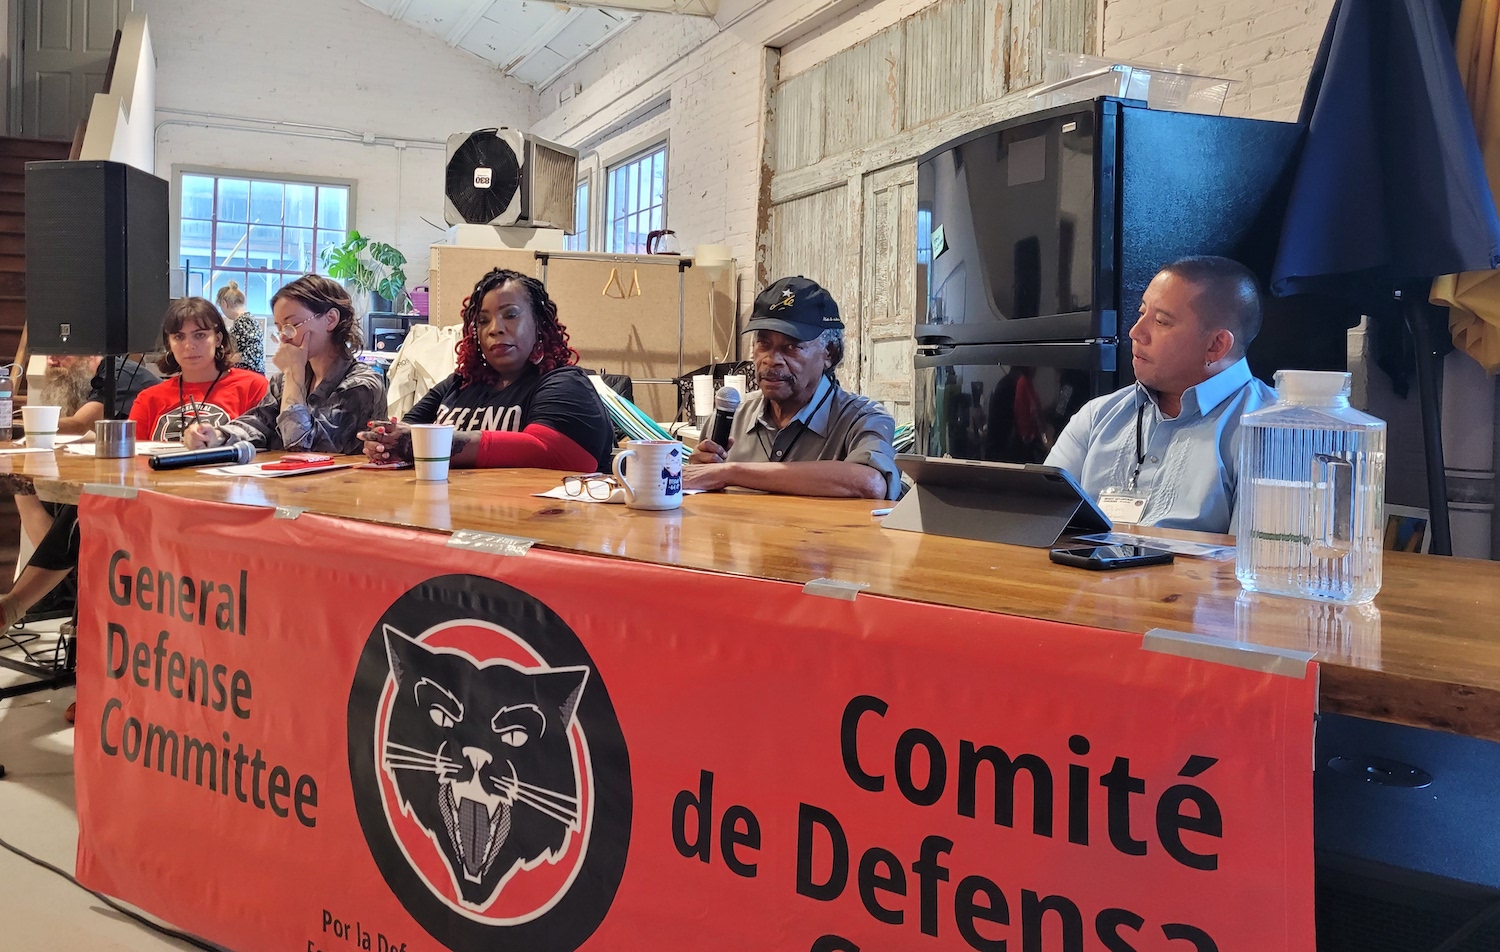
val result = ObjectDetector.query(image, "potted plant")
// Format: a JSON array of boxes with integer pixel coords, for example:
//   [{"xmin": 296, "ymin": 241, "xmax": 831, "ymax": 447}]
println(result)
[{"xmin": 320, "ymin": 231, "xmax": 408, "ymax": 313}]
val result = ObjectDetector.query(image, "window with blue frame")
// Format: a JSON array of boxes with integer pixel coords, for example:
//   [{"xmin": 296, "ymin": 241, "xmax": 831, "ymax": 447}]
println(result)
[
  {"xmin": 606, "ymin": 146, "xmax": 666, "ymax": 254},
  {"xmin": 178, "ymin": 172, "xmax": 351, "ymax": 315}
]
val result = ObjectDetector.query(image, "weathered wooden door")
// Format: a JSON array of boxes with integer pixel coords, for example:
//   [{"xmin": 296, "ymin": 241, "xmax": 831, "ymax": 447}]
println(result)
[
  {"xmin": 767, "ymin": 184, "xmax": 861, "ymax": 386},
  {"xmin": 860, "ymin": 163, "xmax": 918, "ymax": 421}
]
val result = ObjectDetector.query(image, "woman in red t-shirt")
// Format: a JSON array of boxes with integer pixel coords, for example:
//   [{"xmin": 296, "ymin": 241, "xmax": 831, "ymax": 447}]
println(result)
[{"xmin": 129, "ymin": 297, "xmax": 270, "ymax": 441}]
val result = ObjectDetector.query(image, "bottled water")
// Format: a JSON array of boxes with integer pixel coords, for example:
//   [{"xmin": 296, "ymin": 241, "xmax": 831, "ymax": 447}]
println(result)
[
  {"xmin": 1236, "ymin": 371, "xmax": 1386, "ymax": 604},
  {"xmin": 0, "ymin": 369, "xmax": 10, "ymax": 442}
]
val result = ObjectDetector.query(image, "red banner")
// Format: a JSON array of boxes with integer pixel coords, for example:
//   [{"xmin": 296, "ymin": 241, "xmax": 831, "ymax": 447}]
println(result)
[{"xmin": 74, "ymin": 490, "xmax": 1315, "ymax": 952}]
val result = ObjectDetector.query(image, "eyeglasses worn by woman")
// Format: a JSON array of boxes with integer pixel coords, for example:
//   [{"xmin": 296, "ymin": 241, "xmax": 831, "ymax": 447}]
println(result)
[{"xmin": 185, "ymin": 275, "xmax": 386, "ymax": 455}]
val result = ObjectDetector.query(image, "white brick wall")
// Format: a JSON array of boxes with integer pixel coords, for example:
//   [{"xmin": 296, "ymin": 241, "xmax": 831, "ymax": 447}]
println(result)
[
  {"xmin": 0, "ymin": 0, "xmax": 1332, "ymax": 314},
  {"xmin": 1102, "ymin": 0, "xmax": 1333, "ymax": 120},
  {"xmin": 139, "ymin": 0, "xmax": 538, "ymax": 281},
  {"xmin": 533, "ymin": 0, "xmax": 1334, "ymax": 313},
  {"xmin": 532, "ymin": 1, "xmax": 885, "ymax": 308},
  {"xmin": 532, "ymin": 19, "xmax": 762, "ymax": 310}
]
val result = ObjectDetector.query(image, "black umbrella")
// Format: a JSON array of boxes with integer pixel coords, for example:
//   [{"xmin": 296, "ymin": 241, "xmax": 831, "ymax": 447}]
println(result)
[{"xmin": 1271, "ymin": 0, "xmax": 1500, "ymax": 556}]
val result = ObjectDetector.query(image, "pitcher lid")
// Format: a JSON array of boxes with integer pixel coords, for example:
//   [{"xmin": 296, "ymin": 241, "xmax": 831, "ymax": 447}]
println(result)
[{"xmin": 1274, "ymin": 370, "xmax": 1349, "ymax": 402}]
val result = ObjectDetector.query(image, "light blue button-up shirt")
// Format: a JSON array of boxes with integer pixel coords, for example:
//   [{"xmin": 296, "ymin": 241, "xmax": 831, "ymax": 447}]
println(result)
[{"xmin": 1044, "ymin": 358, "xmax": 1276, "ymax": 535}]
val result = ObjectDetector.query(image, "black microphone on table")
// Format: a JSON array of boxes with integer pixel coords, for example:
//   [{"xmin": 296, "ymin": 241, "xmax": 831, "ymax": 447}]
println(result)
[
  {"xmin": 149, "ymin": 441, "xmax": 255, "ymax": 471},
  {"xmin": 707, "ymin": 385, "xmax": 741, "ymax": 448}
]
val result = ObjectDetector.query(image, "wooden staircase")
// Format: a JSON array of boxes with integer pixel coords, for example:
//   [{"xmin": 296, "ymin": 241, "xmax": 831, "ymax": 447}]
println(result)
[
  {"xmin": 0, "ymin": 136, "xmax": 74, "ymax": 368},
  {"xmin": 0, "ymin": 136, "xmax": 74, "ymax": 589}
]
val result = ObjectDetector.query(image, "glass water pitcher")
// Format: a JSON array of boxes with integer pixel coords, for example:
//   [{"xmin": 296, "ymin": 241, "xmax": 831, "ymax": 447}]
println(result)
[{"xmin": 1236, "ymin": 371, "xmax": 1387, "ymax": 604}]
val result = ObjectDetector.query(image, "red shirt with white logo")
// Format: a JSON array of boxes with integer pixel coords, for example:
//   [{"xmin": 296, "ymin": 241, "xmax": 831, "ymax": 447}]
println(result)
[{"xmin": 128, "ymin": 368, "xmax": 270, "ymax": 442}]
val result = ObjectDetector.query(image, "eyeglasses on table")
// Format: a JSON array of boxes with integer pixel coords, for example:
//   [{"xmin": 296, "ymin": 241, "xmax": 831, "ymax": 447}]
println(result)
[{"xmin": 562, "ymin": 473, "xmax": 619, "ymax": 500}]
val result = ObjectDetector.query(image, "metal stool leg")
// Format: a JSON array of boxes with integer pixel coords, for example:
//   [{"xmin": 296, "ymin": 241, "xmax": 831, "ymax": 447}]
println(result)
[{"xmin": 0, "ymin": 617, "xmax": 77, "ymax": 700}]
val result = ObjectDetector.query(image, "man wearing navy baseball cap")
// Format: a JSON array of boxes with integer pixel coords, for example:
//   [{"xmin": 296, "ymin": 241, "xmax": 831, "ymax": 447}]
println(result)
[{"xmin": 686, "ymin": 276, "xmax": 900, "ymax": 499}]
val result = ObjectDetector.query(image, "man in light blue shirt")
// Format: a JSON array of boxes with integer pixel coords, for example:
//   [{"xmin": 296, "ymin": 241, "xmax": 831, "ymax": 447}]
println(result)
[{"xmin": 1046, "ymin": 256, "xmax": 1277, "ymax": 535}]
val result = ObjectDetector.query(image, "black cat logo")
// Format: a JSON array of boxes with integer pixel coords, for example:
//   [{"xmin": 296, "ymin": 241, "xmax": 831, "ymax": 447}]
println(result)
[
  {"xmin": 382, "ymin": 625, "xmax": 587, "ymax": 907},
  {"xmin": 156, "ymin": 403, "xmax": 229, "ymax": 441},
  {"xmin": 348, "ymin": 575, "xmax": 631, "ymax": 952}
]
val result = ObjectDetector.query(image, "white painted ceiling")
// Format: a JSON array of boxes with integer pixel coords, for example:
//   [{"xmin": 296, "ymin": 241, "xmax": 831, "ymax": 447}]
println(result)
[{"xmin": 357, "ymin": 0, "xmax": 642, "ymax": 89}]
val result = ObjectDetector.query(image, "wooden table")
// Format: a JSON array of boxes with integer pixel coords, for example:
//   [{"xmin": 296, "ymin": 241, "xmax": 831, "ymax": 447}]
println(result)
[{"xmin": 6, "ymin": 448, "xmax": 1498, "ymax": 741}]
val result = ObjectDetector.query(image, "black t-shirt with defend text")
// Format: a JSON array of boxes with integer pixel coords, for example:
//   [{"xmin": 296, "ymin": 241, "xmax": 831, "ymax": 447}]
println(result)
[{"xmin": 403, "ymin": 365, "xmax": 614, "ymax": 472}]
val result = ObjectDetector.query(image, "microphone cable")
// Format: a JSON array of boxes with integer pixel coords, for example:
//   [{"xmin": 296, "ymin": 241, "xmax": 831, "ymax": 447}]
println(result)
[{"xmin": 0, "ymin": 832, "xmax": 225, "ymax": 951}]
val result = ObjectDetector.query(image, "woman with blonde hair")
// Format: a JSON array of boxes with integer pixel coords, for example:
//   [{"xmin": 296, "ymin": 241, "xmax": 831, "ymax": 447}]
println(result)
[
  {"xmin": 186, "ymin": 275, "xmax": 384, "ymax": 454},
  {"xmin": 217, "ymin": 280, "xmax": 265, "ymax": 375}
]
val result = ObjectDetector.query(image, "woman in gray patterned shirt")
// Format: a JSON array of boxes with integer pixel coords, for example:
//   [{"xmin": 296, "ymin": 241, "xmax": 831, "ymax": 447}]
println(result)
[
  {"xmin": 217, "ymin": 280, "xmax": 265, "ymax": 375},
  {"xmin": 186, "ymin": 275, "xmax": 384, "ymax": 454}
]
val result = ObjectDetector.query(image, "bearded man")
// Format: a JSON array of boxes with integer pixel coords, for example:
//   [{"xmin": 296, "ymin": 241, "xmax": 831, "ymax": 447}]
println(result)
[{"xmin": 34, "ymin": 355, "xmax": 91, "ymax": 415}]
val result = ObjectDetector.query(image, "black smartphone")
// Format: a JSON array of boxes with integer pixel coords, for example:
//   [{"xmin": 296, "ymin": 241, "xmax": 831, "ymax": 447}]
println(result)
[{"xmin": 1049, "ymin": 544, "xmax": 1175, "ymax": 570}]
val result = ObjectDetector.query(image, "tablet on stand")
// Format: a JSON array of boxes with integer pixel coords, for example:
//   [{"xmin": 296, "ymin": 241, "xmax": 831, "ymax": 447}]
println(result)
[{"xmin": 881, "ymin": 454, "xmax": 1112, "ymax": 549}]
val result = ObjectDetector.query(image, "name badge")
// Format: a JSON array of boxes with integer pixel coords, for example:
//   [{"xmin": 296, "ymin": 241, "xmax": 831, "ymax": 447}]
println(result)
[{"xmin": 1098, "ymin": 490, "xmax": 1149, "ymax": 525}]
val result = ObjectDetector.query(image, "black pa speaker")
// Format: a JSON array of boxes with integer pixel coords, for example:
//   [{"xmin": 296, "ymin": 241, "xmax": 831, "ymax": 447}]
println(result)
[{"xmin": 25, "ymin": 160, "xmax": 169, "ymax": 355}]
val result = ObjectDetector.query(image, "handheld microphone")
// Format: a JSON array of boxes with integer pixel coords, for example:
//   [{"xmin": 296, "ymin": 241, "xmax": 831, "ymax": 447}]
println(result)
[
  {"xmin": 149, "ymin": 440, "xmax": 256, "ymax": 471},
  {"xmin": 707, "ymin": 385, "xmax": 741, "ymax": 448}
]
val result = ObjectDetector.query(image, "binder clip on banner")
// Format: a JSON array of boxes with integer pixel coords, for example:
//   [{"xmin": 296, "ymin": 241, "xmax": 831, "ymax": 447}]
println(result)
[{"xmin": 602, "ymin": 267, "xmax": 642, "ymax": 299}]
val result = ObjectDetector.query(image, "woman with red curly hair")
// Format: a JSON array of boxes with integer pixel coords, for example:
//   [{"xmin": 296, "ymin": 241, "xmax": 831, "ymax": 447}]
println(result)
[{"xmin": 361, "ymin": 268, "xmax": 613, "ymax": 472}]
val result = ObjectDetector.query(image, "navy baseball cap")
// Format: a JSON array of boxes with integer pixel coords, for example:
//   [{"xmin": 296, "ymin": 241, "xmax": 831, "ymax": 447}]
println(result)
[{"xmin": 743, "ymin": 276, "xmax": 843, "ymax": 342}]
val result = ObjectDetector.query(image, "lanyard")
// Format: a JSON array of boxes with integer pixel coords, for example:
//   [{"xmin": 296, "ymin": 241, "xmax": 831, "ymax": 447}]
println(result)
[
  {"xmin": 1128, "ymin": 398, "xmax": 1147, "ymax": 492},
  {"xmin": 757, "ymin": 381, "xmax": 837, "ymax": 461},
  {"xmin": 179, "ymin": 369, "xmax": 226, "ymax": 418}
]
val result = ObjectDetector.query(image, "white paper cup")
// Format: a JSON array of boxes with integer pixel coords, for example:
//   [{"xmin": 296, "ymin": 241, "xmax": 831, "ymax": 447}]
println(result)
[
  {"xmin": 724, "ymin": 374, "xmax": 748, "ymax": 397},
  {"xmin": 410, "ymin": 424, "xmax": 455, "ymax": 482},
  {"xmin": 22, "ymin": 405, "xmax": 61, "ymax": 450},
  {"xmin": 692, "ymin": 374, "xmax": 715, "ymax": 421}
]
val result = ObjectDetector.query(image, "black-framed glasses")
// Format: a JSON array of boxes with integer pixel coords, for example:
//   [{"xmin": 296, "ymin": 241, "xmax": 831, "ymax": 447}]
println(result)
[{"xmin": 562, "ymin": 473, "xmax": 618, "ymax": 500}]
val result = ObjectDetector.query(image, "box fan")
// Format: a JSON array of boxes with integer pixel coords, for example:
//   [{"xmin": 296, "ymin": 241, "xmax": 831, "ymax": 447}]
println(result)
[{"xmin": 443, "ymin": 129, "xmax": 579, "ymax": 231}]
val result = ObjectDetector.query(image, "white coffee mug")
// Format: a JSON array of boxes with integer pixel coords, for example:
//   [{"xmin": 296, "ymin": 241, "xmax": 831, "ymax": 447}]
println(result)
[
  {"xmin": 410, "ymin": 423, "xmax": 455, "ymax": 482},
  {"xmin": 612, "ymin": 440, "xmax": 684, "ymax": 511},
  {"xmin": 22, "ymin": 405, "xmax": 61, "ymax": 450}
]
